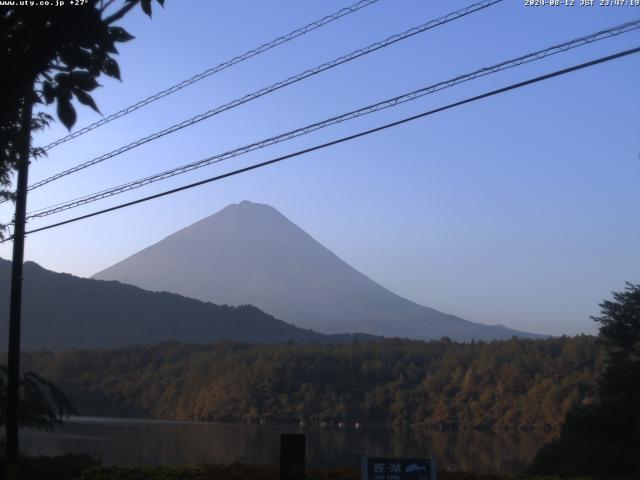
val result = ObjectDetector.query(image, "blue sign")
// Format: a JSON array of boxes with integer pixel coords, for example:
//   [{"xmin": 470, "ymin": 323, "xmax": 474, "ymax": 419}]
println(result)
[{"xmin": 362, "ymin": 457, "xmax": 436, "ymax": 480}]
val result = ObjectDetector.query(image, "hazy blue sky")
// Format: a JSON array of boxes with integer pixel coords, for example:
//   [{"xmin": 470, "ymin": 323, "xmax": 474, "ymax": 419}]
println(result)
[{"xmin": 1, "ymin": 0, "xmax": 638, "ymax": 336}]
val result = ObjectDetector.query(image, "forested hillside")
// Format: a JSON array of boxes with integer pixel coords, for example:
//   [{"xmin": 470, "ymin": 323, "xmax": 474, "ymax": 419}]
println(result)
[
  {"xmin": 0, "ymin": 259, "xmax": 372, "ymax": 349},
  {"xmin": 20, "ymin": 336, "xmax": 601, "ymax": 431}
]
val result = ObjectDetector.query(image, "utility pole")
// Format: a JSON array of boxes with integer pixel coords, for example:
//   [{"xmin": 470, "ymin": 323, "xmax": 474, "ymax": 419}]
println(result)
[{"xmin": 6, "ymin": 90, "xmax": 33, "ymax": 480}]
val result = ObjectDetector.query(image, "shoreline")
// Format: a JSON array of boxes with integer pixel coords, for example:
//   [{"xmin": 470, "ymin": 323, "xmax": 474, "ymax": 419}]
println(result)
[{"xmin": 59, "ymin": 415, "xmax": 559, "ymax": 434}]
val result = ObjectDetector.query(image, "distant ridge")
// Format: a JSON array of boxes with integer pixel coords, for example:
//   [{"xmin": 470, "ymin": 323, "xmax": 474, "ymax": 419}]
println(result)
[
  {"xmin": 0, "ymin": 258, "xmax": 373, "ymax": 350},
  {"xmin": 94, "ymin": 201, "xmax": 544, "ymax": 341}
]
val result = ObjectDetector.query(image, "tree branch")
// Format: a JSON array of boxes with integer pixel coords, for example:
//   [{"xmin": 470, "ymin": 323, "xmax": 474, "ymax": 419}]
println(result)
[
  {"xmin": 104, "ymin": 0, "xmax": 138, "ymax": 25},
  {"xmin": 100, "ymin": 0, "xmax": 118, "ymax": 13}
]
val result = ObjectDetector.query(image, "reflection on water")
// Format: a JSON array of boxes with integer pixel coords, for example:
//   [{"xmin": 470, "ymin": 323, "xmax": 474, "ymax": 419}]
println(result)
[{"xmin": 20, "ymin": 417, "xmax": 554, "ymax": 474}]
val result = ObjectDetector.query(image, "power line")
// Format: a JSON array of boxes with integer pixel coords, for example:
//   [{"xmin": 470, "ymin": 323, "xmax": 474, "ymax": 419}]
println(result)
[
  {"xmin": 40, "ymin": 0, "xmax": 381, "ymax": 152},
  {"xmin": 26, "ymin": 0, "xmax": 503, "ymax": 193},
  {"xmin": 25, "ymin": 19, "xmax": 640, "ymax": 220},
  {"xmin": 8, "ymin": 45, "xmax": 638, "ymax": 242}
]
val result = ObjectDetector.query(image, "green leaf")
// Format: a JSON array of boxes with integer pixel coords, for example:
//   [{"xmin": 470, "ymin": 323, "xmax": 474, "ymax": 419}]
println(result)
[
  {"xmin": 102, "ymin": 57, "xmax": 121, "ymax": 80},
  {"xmin": 108, "ymin": 26, "xmax": 135, "ymax": 43},
  {"xmin": 42, "ymin": 81, "xmax": 55, "ymax": 104},
  {"xmin": 70, "ymin": 71, "xmax": 99, "ymax": 91},
  {"xmin": 60, "ymin": 47, "xmax": 94, "ymax": 70},
  {"xmin": 56, "ymin": 96, "xmax": 77, "ymax": 130},
  {"xmin": 54, "ymin": 73, "xmax": 71, "ymax": 88},
  {"xmin": 74, "ymin": 89, "xmax": 101, "ymax": 114},
  {"xmin": 141, "ymin": 0, "xmax": 152, "ymax": 17},
  {"xmin": 104, "ymin": 43, "xmax": 119, "ymax": 55}
]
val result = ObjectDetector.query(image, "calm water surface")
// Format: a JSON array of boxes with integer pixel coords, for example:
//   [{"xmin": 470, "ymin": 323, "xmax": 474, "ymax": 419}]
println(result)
[{"xmin": 20, "ymin": 417, "xmax": 553, "ymax": 474}]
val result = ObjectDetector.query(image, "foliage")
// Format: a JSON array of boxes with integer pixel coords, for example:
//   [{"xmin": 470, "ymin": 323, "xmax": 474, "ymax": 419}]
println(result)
[
  {"xmin": 529, "ymin": 283, "xmax": 640, "ymax": 479},
  {"xmin": 0, "ymin": 365, "xmax": 76, "ymax": 432},
  {"xmin": 0, "ymin": 452, "xmax": 96, "ymax": 480},
  {"xmin": 0, "ymin": 451, "xmax": 594, "ymax": 480},
  {"xmin": 74, "ymin": 463, "xmax": 593, "ymax": 480},
  {"xmin": 20, "ymin": 336, "xmax": 602, "ymax": 431},
  {"xmin": 0, "ymin": 0, "xmax": 164, "ymax": 234},
  {"xmin": 593, "ymin": 282, "xmax": 640, "ymax": 404}
]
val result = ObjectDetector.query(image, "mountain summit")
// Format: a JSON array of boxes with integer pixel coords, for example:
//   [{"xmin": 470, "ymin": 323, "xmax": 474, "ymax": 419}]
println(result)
[{"xmin": 94, "ymin": 201, "xmax": 541, "ymax": 340}]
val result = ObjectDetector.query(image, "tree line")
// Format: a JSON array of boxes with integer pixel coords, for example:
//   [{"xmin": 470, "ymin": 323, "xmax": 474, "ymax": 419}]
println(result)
[
  {"xmin": 529, "ymin": 283, "xmax": 640, "ymax": 479},
  {"xmin": 18, "ymin": 335, "xmax": 601, "ymax": 431}
]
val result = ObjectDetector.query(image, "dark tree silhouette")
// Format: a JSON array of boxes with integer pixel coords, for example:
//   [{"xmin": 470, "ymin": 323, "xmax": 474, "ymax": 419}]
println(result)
[
  {"xmin": 0, "ymin": 365, "xmax": 76, "ymax": 434},
  {"xmin": 1, "ymin": 3, "xmax": 165, "ymax": 475},
  {"xmin": 0, "ymin": 0, "xmax": 164, "ymax": 233},
  {"xmin": 595, "ymin": 283, "xmax": 640, "ymax": 405},
  {"xmin": 529, "ymin": 283, "xmax": 640, "ymax": 479}
]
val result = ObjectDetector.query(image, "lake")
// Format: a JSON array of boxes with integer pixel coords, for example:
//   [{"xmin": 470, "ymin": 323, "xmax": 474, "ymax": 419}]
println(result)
[{"xmin": 19, "ymin": 417, "xmax": 553, "ymax": 474}]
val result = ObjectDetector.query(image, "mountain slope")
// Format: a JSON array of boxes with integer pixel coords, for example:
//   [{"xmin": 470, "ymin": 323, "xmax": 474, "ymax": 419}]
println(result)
[
  {"xmin": 0, "ymin": 258, "xmax": 366, "ymax": 350},
  {"xmin": 94, "ymin": 201, "xmax": 542, "ymax": 340}
]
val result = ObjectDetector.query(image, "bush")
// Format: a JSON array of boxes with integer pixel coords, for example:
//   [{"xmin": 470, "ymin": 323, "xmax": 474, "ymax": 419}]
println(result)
[
  {"xmin": 76, "ymin": 464, "xmax": 594, "ymax": 480},
  {"xmin": 0, "ymin": 453, "xmax": 96, "ymax": 480}
]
